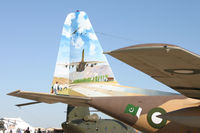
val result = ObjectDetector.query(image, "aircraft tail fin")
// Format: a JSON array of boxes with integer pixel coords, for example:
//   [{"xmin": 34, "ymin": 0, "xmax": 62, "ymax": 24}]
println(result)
[{"xmin": 51, "ymin": 11, "xmax": 118, "ymax": 95}]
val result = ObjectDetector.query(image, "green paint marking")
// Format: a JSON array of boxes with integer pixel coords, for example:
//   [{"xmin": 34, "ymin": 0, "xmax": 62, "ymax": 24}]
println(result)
[
  {"xmin": 147, "ymin": 107, "xmax": 167, "ymax": 129},
  {"xmin": 124, "ymin": 104, "xmax": 142, "ymax": 118},
  {"xmin": 72, "ymin": 75, "xmax": 111, "ymax": 83}
]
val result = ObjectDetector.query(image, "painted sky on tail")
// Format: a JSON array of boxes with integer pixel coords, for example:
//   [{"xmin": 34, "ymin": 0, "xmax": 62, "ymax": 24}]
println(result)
[{"xmin": 54, "ymin": 11, "xmax": 115, "ymax": 81}]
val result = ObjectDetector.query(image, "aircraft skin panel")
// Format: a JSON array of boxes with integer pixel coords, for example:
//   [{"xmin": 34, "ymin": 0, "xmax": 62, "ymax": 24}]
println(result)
[
  {"xmin": 68, "ymin": 82, "xmax": 177, "ymax": 97},
  {"xmin": 71, "ymin": 86, "xmax": 111, "ymax": 97},
  {"xmin": 106, "ymin": 43, "xmax": 200, "ymax": 99}
]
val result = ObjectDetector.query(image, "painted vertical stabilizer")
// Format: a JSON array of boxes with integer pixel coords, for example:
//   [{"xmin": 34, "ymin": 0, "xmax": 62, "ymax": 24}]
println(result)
[{"xmin": 51, "ymin": 11, "xmax": 118, "ymax": 95}]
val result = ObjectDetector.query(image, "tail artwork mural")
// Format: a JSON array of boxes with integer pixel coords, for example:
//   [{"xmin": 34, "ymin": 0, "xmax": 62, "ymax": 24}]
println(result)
[{"xmin": 51, "ymin": 11, "xmax": 116, "ymax": 95}]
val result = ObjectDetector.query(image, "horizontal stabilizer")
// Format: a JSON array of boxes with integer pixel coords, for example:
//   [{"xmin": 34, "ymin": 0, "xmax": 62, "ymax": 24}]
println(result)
[
  {"xmin": 158, "ymin": 106, "xmax": 200, "ymax": 128},
  {"xmin": 8, "ymin": 90, "xmax": 91, "ymax": 106}
]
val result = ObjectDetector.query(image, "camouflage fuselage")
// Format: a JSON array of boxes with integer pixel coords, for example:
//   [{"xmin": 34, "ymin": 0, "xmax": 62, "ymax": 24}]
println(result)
[{"xmin": 89, "ymin": 95, "xmax": 200, "ymax": 133}]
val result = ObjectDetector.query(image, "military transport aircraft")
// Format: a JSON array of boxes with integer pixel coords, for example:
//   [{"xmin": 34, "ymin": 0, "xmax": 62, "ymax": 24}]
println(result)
[{"xmin": 8, "ymin": 11, "xmax": 200, "ymax": 133}]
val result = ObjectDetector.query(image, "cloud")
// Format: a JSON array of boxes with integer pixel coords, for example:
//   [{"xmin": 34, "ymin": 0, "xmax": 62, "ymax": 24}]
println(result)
[
  {"xmin": 71, "ymin": 36, "xmax": 84, "ymax": 48},
  {"xmin": 90, "ymin": 43, "xmax": 96, "ymax": 55},
  {"xmin": 57, "ymin": 38, "xmax": 70, "ymax": 63},
  {"xmin": 62, "ymin": 27, "xmax": 71, "ymax": 38},
  {"xmin": 77, "ymin": 12, "xmax": 92, "ymax": 33},
  {"xmin": 88, "ymin": 33, "xmax": 98, "ymax": 40},
  {"xmin": 64, "ymin": 13, "xmax": 75, "ymax": 26},
  {"xmin": 54, "ymin": 64, "xmax": 69, "ymax": 78}
]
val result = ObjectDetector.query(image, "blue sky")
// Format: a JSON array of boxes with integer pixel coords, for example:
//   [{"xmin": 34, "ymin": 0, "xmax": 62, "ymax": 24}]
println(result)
[{"xmin": 1, "ymin": 0, "xmax": 200, "ymax": 128}]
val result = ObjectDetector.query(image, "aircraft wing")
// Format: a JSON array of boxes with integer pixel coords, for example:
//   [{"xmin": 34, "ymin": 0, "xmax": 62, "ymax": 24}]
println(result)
[
  {"xmin": 8, "ymin": 90, "xmax": 91, "ymax": 106},
  {"xmin": 106, "ymin": 43, "xmax": 200, "ymax": 99}
]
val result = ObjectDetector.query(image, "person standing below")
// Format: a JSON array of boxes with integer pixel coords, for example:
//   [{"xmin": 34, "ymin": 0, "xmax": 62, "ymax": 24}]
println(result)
[
  {"xmin": 24, "ymin": 127, "xmax": 30, "ymax": 133},
  {"xmin": 53, "ymin": 82, "xmax": 59, "ymax": 94},
  {"xmin": 37, "ymin": 128, "xmax": 41, "ymax": 133},
  {"xmin": 16, "ymin": 128, "xmax": 21, "ymax": 133}
]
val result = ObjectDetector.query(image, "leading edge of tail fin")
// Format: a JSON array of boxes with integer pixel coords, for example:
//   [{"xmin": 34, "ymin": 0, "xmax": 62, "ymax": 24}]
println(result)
[{"xmin": 51, "ymin": 11, "xmax": 117, "ymax": 95}]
